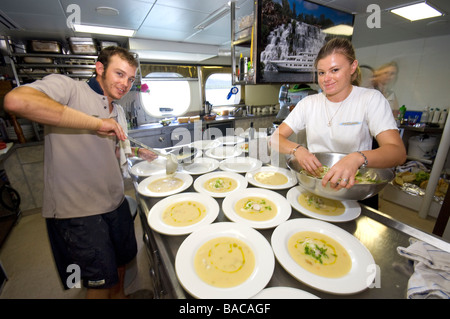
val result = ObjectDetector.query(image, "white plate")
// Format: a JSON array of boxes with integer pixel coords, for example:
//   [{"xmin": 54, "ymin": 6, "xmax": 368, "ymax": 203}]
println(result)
[
  {"xmin": 271, "ymin": 218, "xmax": 376, "ymax": 295},
  {"xmin": 193, "ymin": 171, "xmax": 248, "ymax": 198},
  {"xmin": 191, "ymin": 139, "xmax": 221, "ymax": 150},
  {"xmin": 251, "ymin": 287, "xmax": 319, "ymax": 299},
  {"xmin": 286, "ymin": 186, "xmax": 361, "ymax": 222},
  {"xmin": 219, "ymin": 157, "xmax": 262, "ymax": 173},
  {"xmin": 137, "ymin": 172, "xmax": 193, "ymax": 197},
  {"xmin": 205, "ymin": 145, "xmax": 243, "ymax": 159},
  {"xmin": 245, "ymin": 166, "xmax": 297, "ymax": 190},
  {"xmin": 179, "ymin": 157, "xmax": 220, "ymax": 175},
  {"xmin": 129, "ymin": 157, "xmax": 167, "ymax": 176},
  {"xmin": 147, "ymin": 192, "xmax": 219, "ymax": 235},
  {"xmin": 175, "ymin": 222, "xmax": 275, "ymax": 299},
  {"xmin": 222, "ymin": 188, "xmax": 291, "ymax": 229},
  {"xmin": 216, "ymin": 135, "xmax": 245, "ymax": 145}
]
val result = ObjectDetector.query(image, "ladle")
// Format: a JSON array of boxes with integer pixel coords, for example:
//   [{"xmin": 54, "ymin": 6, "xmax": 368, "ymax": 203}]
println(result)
[{"xmin": 126, "ymin": 135, "xmax": 178, "ymax": 175}]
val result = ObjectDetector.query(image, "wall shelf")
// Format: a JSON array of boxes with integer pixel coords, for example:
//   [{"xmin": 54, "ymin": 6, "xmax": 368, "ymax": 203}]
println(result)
[{"xmin": 230, "ymin": 0, "xmax": 258, "ymax": 85}]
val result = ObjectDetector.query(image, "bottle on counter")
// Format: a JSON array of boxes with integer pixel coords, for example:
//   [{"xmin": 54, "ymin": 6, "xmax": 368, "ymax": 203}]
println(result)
[
  {"xmin": 429, "ymin": 108, "xmax": 435, "ymax": 124},
  {"xmin": 398, "ymin": 105, "xmax": 406, "ymax": 124},
  {"xmin": 432, "ymin": 107, "xmax": 441, "ymax": 124},
  {"xmin": 420, "ymin": 106, "xmax": 429, "ymax": 124},
  {"xmin": 439, "ymin": 109, "xmax": 448, "ymax": 127},
  {"xmin": 239, "ymin": 53, "xmax": 245, "ymax": 81},
  {"xmin": 249, "ymin": 122, "xmax": 255, "ymax": 140},
  {"xmin": 243, "ymin": 56, "xmax": 248, "ymax": 81},
  {"xmin": 247, "ymin": 60, "xmax": 254, "ymax": 81}
]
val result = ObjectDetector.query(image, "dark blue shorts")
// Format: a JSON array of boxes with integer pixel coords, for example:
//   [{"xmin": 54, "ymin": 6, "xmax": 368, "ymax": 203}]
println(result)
[{"xmin": 46, "ymin": 199, "xmax": 137, "ymax": 289}]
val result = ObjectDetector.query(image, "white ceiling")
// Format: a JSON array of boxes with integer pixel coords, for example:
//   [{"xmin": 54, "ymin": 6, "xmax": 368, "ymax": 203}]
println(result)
[{"xmin": 0, "ymin": 0, "xmax": 449, "ymax": 62}]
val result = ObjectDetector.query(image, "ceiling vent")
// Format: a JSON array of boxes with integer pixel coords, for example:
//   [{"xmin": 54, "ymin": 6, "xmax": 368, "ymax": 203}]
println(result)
[{"xmin": 0, "ymin": 10, "xmax": 21, "ymax": 30}]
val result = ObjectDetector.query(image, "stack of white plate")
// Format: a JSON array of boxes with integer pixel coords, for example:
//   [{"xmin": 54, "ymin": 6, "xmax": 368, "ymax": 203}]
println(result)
[{"xmin": 6, "ymin": 124, "xmax": 34, "ymax": 141}]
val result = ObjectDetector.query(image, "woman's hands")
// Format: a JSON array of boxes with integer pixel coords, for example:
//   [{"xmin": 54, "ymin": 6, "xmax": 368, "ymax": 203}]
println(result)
[
  {"xmin": 295, "ymin": 149, "xmax": 363, "ymax": 190},
  {"xmin": 321, "ymin": 153, "xmax": 362, "ymax": 189},
  {"xmin": 294, "ymin": 146, "xmax": 323, "ymax": 176}
]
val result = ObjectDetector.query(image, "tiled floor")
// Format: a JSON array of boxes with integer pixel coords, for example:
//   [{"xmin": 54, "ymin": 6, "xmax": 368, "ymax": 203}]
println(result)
[{"xmin": 0, "ymin": 180, "xmax": 153, "ymax": 299}]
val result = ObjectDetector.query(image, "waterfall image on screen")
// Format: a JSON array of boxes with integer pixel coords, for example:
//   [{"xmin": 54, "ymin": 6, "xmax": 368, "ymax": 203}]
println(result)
[{"xmin": 258, "ymin": 0, "xmax": 354, "ymax": 83}]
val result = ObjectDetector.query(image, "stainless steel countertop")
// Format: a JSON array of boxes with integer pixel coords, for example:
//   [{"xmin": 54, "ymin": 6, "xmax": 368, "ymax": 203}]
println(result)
[
  {"xmin": 130, "ymin": 160, "xmax": 450, "ymax": 299},
  {"xmin": 128, "ymin": 114, "xmax": 277, "ymax": 132}
]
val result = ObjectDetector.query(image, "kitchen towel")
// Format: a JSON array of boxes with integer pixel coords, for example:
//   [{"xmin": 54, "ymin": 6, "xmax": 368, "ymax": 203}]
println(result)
[
  {"xmin": 116, "ymin": 104, "xmax": 132, "ymax": 178},
  {"xmin": 397, "ymin": 238, "xmax": 450, "ymax": 299}
]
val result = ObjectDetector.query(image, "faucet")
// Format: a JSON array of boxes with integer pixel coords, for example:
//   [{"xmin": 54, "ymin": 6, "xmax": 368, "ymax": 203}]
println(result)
[{"xmin": 231, "ymin": 105, "xmax": 244, "ymax": 116}]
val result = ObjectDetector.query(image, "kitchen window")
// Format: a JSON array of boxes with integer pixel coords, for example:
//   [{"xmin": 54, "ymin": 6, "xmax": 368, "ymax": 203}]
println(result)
[
  {"xmin": 205, "ymin": 73, "xmax": 241, "ymax": 106},
  {"xmin": 140, "ymin": 72, "xmax": 191, "ymax": 118}
]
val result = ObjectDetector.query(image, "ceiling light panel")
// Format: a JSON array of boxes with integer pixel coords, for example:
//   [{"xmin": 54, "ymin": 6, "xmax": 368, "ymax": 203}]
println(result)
[
  {"xmin": 73, "ymin": 24, "xmax": 135, "ymax": 37},
  {"xmin": 391, "ymin": 2, "xmax": 443, "ymax": 21}
]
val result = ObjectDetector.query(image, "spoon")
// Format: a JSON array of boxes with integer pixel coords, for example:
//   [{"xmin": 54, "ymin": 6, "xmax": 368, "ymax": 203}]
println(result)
[{"xmin": 126, "ymin": 135, "xmax": 178, "ymax": 175}]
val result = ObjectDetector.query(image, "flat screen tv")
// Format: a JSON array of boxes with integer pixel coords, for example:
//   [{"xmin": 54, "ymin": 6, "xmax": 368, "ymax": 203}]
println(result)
[{"xmin": 257, "ymin": 0, "xmax": 354, "ymax": 84}]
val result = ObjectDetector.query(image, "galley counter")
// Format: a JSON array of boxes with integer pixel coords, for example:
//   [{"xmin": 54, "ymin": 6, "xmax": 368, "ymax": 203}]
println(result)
[{"xmin": 127, "ymin": 156, "xmax": 450, "ymax": 299}]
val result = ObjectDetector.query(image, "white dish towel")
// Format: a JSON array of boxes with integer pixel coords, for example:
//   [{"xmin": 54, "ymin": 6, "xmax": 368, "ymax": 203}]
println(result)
[
  {"xmin": 397, "ymin": 238, "xmax": 450, "ymax": 299},
  {"xmin": 116, "ymin": 104, "xmax": 132, "ymax": 178}
]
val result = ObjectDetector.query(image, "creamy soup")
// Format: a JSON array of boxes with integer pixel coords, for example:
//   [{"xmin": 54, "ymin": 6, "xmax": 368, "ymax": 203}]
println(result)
[
  {"xmin": 288, "ymin": 231, "xmax": 352, "ymax": 278},
  {"xmin": 254, "ymin": 171, "xmax": 288, "ymax": 185},
  {"xmin": 194, "ymin": 236, "xmax": 255, "ymax": 288},
  {"xmin": 148, "ymin": 177, "xmax": 183, "ymax": 193},
  {"xmin": 234, "ymin": 197, "xmax": 277, "ymax": 221},
  {"xmin": 204, "ymin": 177, "xmax": 238, "ymax": 193},
  {"xmin": 298, "ymin": 192, "xmax": 345, "ymax": 216},
  {"xmin": 162, "ymin": 201, "xmax": 207, "ymax": 226}
]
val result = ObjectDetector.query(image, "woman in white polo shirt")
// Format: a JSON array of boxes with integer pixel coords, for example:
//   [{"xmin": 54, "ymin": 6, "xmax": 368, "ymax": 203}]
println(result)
[{"xmin": 271, "ymin": 38, "xmax": 406, "ymax": 192}]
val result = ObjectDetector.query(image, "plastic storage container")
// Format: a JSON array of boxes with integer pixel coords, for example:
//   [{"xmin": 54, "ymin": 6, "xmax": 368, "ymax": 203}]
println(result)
[
  {"xmin": 69, "ymin": 37, "xmax": 97, "ymax": 55},
  {"xmin": 420, "ymin": 107, "xmax": 429, "ymax": 124},
  {"xmin": 23, "ymin": 57, "xmax": 53, "ymax": 63},
  {"xmin": 29, "ymin": 40, "xmax": 61, "ymax": 53},
  {"xmin": 439, "ymin": 109, "xmax": 447, "ymax": 127},
  {"xmin": 99, "ymin": 41, "xmax": 118, "ymax": 49},
  {"xmin": 432, "ymin": 108, "xmax": 441, "ymax": 124},
  {"xmin": 429, "ymin": 108, "xmax": 435, "ymax": 123}
]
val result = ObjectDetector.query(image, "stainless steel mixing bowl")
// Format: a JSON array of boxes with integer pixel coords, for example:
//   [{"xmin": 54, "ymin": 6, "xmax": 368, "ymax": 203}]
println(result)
[{"xmin": 287, "ymin": 152, "xmax": 395, "ymax": 201}]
